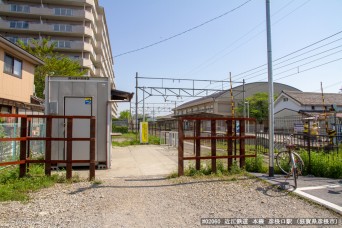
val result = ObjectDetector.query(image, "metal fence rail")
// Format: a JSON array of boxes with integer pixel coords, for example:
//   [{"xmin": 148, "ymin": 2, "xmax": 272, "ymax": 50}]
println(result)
[
  {"xmin": 0, "ymin": 114, "xmax": 96, "ymax": 180},
  {"xmin": 178, "ymin": 117, "xmax": 257, "ymax": 176}
]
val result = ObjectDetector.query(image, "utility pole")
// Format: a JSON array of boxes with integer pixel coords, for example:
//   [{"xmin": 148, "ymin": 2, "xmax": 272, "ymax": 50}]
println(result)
[
  {"xmin": 266, "ymin": 0, "xmax": 275, "ymax": 177},
  {"xmin": 135, "ymin": 72, "xmax": 138, "ymax": 133}
]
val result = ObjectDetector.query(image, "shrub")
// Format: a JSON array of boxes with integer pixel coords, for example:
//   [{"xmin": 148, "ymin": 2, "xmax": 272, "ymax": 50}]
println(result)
[{"xmin": 112, "ymin": 126, "xmax": 128, "ymax": 134}]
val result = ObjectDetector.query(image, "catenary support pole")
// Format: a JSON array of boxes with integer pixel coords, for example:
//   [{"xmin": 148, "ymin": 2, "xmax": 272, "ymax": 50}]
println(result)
[
  {"xmin": 266, "ymin": 0, "xmax": 275, "ymax": 177},
  {"xmin": 135, "ymin": 72, "xmax": 138, "ymax": 133}
]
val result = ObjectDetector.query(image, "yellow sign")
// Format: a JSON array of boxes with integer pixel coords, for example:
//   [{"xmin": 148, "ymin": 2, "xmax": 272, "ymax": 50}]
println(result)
[{"xmin": 140, "ymin": 122, "xmax": 149, "ymax": 143}]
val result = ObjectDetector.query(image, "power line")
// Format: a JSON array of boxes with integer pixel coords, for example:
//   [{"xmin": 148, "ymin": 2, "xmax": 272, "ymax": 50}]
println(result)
[
  {"xmin": 183, "ymin": 0, "xmax": 311, "ymax": 77},
  {"xmin": 233, "ymin": 30, "xmax": 342, "ymax": 79},
  {"xmin": 241, "ymin": 44, "xmax": 342, "ymax": 81},
  {"xmin": 113, "ymin": 0, "xmax": 253, "ymax": 58}
]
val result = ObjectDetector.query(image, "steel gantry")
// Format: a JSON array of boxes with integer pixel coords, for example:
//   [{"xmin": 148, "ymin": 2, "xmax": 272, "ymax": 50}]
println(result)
[{"xmin": 134, "ymin": 73, "xmax": 244, "ymax": 132}]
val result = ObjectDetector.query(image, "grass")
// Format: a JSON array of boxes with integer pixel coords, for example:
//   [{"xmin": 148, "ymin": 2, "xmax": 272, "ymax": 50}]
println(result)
[
  {"xmin": 168, "ymin": 157, "xmax": 266, "ymax": 179},
  {"xmin": 299, "ymin": 149, "xmax": 342, "ymax": 178},
  {"xmin": 0, "ymin": 164, "xmax": 84, "ymax": 202},
  {"xmin": 112, "ymin": 132, "xmax": 160, "ymax": 147}
]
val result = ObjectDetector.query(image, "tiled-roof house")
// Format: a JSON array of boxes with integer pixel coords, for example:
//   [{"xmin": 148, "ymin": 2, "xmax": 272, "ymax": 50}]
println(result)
[{"xmin": 274, "ymin": 90, "xmax": 342, "ymax": 118}]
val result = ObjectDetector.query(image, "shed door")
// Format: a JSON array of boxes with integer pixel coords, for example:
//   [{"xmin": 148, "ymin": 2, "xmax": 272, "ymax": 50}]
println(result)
[{"xmin": 64, "ymin": 97, "xmax": 92, "ymax": 161}]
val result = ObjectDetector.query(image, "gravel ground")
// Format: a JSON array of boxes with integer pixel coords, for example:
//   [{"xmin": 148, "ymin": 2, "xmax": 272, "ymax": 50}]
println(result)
[{"xmin": 0, "ymin": 175, "xmax": 341, "ymax": 228}]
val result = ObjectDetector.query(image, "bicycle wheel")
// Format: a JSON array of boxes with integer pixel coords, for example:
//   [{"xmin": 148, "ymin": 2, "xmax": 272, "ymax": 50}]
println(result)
[
  {"xmin": 276, "ymin": 150, "xmax": 291, "ymax": 175},
  {"xmin": 292, "ymin": 151, "xmax": 304, "ymax": 176},
  {"xmin": 276, "ymin": 151, "xmax": 304, "ymax": 176}
]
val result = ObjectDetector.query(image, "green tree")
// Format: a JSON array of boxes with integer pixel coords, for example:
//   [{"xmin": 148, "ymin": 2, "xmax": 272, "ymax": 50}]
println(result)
[
  {"xmin": 237, "ymin": 92, "xmax": 269, "ymax": 123},
  {"xmin": 17, "ymin": 38, "xmax": 86, "ymax": 98},
  {"xmin": 119, "ymin": 110, "xmax": 131, "ymax": 120}
]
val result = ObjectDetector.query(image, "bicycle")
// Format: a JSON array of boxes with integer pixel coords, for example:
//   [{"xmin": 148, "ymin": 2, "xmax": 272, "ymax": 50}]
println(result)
[{"xmin": 275, "ymin": 135, "xmax": 304, "ymax": 189}]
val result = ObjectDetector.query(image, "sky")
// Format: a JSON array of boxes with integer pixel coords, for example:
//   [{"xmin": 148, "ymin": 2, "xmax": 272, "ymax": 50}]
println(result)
[{"xmin": 99, "ymin": 0, "xmax": 342, "ymax": 117}]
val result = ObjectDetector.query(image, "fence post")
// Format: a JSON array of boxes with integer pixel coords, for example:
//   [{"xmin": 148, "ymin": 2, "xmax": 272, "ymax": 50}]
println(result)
[
  {"xmin": 308, "ymin": 120, "xmax": 311, "ymax": 174},
  {"xmin": 19, "ymin": 117, "xmax": 27, "ymax": 177},
  {"xmin": 240, "ymin": 119, "xmax": 246, "ymax": 168},
  {"xmin": 45, "ymin": 117, "xmax": 52, "ymax": 176},
  {"xmin": 66, "ymin": 118, "xmax": 73, "ymax": 180},
  {"xmin": 26, "ymin": 118, "xmax": 32, "ymax": 173},
  {"xmin": 89, "ymin": 118, "xmax": 96, "ymax": 180},
  {"xmin": 211, "ymin": 120, "xmax": 217, "ymax": 173},
  {"xmin": 178, "ymin": 118, "xmax": 184, "ymax": 176},
  {"xmin": 227, "ymin": 120, "xmax": 233, "ymax": 170},
  {"xmin": 195, "ymin": 119, "xmax": 201, "ymax": 170}
]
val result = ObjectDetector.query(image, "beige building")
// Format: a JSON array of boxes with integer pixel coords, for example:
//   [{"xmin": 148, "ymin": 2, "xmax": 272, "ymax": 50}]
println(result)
[
  {"xmin": 175, "ymin": 82, "xmax": 301, "ymax": 117},
  {"xmin": 0, "ymin": 35, "xmax": 44, "ymax": 114},
  {"xmin": 0, "ymin": 0, "xmax": 117, "ymax": 115}
]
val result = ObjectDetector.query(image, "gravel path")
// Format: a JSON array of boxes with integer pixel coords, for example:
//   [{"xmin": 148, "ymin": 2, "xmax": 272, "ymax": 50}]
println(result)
[{"xmin": 0, "ymin": 175, "xmax": 340, "ymax": 227}]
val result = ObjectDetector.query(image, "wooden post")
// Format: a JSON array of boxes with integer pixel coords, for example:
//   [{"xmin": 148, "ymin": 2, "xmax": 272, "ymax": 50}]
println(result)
[
  {"xmin": 195, "ymin": 119, "xmax": 201, "ymax": 170},
  {"xmin": 89, "ymin": 118, "xmax": 96, "ymax": 180},
  {"xmin": 66, "ymin": 118, "xmax": 73, "ymax": 180},
  {"xmin": 19, "ymin": 117, "xmax": 27, "ymax": 177},
  {"xmin": 240, "ymin": 119, "xmax": 246, "ymax": 168},
  {"xmin": 178, "ymin": 118, "xmax": 184, "ymax": 176},
  {"xmin": 211, "ymin": 120, "xmax": 217, "ymax": 173},
  {"xmin": 227, "ymin": 120, "xmax": 233, "ymax": 170},
  {"xmin": 45, "ymin": 117, "xmax": 52, "ymax": 176}
]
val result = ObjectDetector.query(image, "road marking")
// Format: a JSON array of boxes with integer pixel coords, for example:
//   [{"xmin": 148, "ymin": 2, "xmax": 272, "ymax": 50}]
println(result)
[
  {"xmin": 297, "ymin": 184, "xmax": 342, "ymax": 191},
  {"xmin": 294, "ymin": 188, "xmax": 342, "ymax": 215}
]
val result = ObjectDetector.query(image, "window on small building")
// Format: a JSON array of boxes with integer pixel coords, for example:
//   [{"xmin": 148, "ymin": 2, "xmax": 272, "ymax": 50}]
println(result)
[
  {"xmin": 283, "ymin": 97, "xmax": 288, "ymax": 102},
  {"xmin": 311, "ymin": 106, "xmax": 315, "ymax": 110},
  {"xmin": 4, "ymin": 54, "xmax": 22, "ymax": 78}
]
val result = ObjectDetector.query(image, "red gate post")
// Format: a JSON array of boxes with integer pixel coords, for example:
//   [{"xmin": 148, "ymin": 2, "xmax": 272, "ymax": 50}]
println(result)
[
  {"xmin": 227, "ymin": 120, "xmax": 233, "ymax": 170},
  {"xmin": 178, "ymin": 118, "xmax": 184, "ymax": 176},
  {"xmin": 195, "ymin": 119, "xmax": 201, "ymax": 170},
  {"xmin": 240, "ymin": 119, "xmax": 246, "ymax": 168},
  {"xmin": 26, "ymin": 118, "xmax": 32, "ymax": 173},
  {"xmin": 66, "ymin": 118, "xmax": 73, "ymax": 180},
  {"xmin": 45, "ymin": 116, "xmax": 52, "ymax": 176},
  {"xmin": 211, "ymin": 119, "xmax": 217, "ymax": 173},
  {"xmin": 19, "ymin": 117, "xmax": 27, "ymax": 177},
  {"xmin": 89, "ymin": 117, "xmax": 96, "ymax": 180}
]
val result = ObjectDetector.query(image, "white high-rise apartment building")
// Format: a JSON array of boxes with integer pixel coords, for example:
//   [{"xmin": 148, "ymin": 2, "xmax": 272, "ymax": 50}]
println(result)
[{"xmin": 0, "ymin": 0, "xmax": 117, "ymax": 114}]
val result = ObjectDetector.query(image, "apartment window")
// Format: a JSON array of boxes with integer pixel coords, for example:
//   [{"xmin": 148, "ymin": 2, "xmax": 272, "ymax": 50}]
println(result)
[
  {"xmin": 4, "ymin": 54, "xmax": 22, "ymax": 78},
  {"xmin": 11, "ymin": 4, "xmax": 30, "ymax": 13},
  {"xmin": 9, "ymin": 21, "xmax": 29, "ymax": 29},
  {"xmin": 54, "ymin": 8, "xmax": 73, "ymax": 16},
  {"xmin": 53, "ymin": 40, "xmax": 71, "ymax": 48},
  {"xmin": 53, "ymin": 24, "xmax": 72, "ymax": 32},
  {"xmin": 6, "ymin": 37, "xmax": 30, "ymax": 45}
]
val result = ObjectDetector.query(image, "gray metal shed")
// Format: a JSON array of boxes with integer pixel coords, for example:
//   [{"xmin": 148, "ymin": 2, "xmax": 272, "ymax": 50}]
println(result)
[{"xmin": 44, "ymin": 76, "xmax": 133, "ymax": 168}]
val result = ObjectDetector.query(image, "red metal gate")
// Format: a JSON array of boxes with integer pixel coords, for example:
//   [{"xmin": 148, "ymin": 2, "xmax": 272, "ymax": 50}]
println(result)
[
  {"xmin": 0, "ymin": 114, "xmax": 96, "ymax": 180},
  {"xmin": 178, "ymin": 117, "xmax": 256, "ymax": 176}
]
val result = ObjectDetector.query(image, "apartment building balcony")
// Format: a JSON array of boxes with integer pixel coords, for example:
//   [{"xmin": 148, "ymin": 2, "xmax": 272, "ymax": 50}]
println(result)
[
  {"xmin": 0, "ymin": 4, "xmax": 95, "ymax": 23},
  {"xmin": 0, "ymin": 20, "xmax": 94, "ymax": 37}
]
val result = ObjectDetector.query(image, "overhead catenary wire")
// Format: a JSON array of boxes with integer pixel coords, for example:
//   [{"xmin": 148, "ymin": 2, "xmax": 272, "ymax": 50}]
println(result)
[
  {"xmin": 232, "ymin": 30, "xmax": 342, "ymax": 80},
  {"xmin": 184, "ymin": 0, "xmax": 312, "ymax": 77},
  {"xmin": 113, "ymin": 0, "xmax": 253, "ymax": 58}
]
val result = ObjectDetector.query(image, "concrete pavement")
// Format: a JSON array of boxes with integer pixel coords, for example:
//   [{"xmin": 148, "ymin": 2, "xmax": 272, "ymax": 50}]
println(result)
[
  {"xmin": 252, "ymin": 173, "xmax": 342, "ymax": 215},
  {"xmin": 75, "ymin": 145, "xmax": 178, "ymax": 179}
]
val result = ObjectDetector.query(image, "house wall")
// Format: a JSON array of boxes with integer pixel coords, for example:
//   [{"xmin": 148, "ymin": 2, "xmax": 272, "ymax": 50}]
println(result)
[
  {"xmin": 274, "ymin": 94, "xmax": 301, "ymax": 115},
  {"xmin": 0, "ymin": 48, "xmax": 35, "ymax": 103}
]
